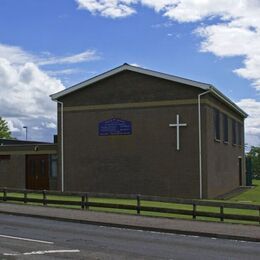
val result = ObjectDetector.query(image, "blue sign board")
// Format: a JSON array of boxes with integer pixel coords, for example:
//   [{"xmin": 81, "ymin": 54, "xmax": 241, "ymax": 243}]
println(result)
[{"xmin": 99, "ymin": 118, "xmax": 132, "ymax": 136}]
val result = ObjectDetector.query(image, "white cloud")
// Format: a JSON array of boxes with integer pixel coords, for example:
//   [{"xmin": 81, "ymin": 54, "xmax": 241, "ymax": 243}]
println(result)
[
  {"xmin": 236, "ymin": 99, "xmax": 260, "ymax": 147},
  {"xmin": 76, "ymin": 0, "xmax": 137, "ymax": 18},
  {"xmin": 6, "ymin": 119, "xmax": 20, "ymax": 132},
  {"xmin": 0, "ymin": 44, "xmax": 33, "ymax": 65},
  {"xmin": 155, "ymin": 0, "xmax": 260, "ymax": 90},
  {"xmin": 0, "ymin": 60, "xmax": 63, "ymax": 117},
  {"xmin": 76, "ymin": 0, "xmax": 260, "ymax": 146},
  {"xmin": 76, "ymin": 1, "xmax": 260, "ymax": 89},
  {"xmin": 46, "ymin": 68, "xmax": 82, "ymax": 76},
  {"xmin": 38, "ymin": 50, "xmax": 99, "ymax": 66},
  {"xmin": 0, "ymin": 43, "xmax": 100, "ymax": 141},
  {"xmin": 0, "ymin": 44, "xmax": 99, "ymax": 67},
  {"xmin": 0, "ymin": 57, "xmax": 64, "ymax": 141},
  {"xmin": 45, "ymin": 122, "xmax": 56, "ymax": 129}
]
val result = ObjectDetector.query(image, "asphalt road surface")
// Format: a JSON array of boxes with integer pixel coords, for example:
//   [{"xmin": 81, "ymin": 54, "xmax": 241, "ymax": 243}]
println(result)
[{"xmin": 0, "ymin": 214, "xmax": 259, "ymax": 259}]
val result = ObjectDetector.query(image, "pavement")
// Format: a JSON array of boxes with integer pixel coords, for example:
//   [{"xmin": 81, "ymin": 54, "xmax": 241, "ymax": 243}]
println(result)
[{"xmin": 0, "ymin": 202, "xmax": 259, "ymax": 243}]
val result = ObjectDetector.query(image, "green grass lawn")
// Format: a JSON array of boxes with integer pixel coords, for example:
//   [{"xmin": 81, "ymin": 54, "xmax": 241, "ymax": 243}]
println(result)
[
  {"xmin": 229, "ymin": 179, "xmax": 260, "ymax": 203},
  {"xmin": 1, "ymin": 180, "xmax": 260, "ymax": 225}
]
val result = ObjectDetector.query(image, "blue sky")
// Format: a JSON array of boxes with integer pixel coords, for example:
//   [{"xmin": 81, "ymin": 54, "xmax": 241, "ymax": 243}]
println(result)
[{"xmin": 0, "ymin": 0, "xmax": 260, "ymax": 146}]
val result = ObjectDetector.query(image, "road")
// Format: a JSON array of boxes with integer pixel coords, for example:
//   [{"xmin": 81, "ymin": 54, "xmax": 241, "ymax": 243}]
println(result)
[{"xmin": 0, "ymin": 214, "xmax": 259, "ymax": 259}]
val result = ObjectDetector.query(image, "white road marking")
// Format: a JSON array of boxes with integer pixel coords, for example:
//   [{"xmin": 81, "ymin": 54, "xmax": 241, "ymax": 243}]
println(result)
[
  {"xmin": 0, "ymin": 234, "xmax": 53, "ymax": 244},
  {"xmin": 3, "ymin": 249, "xmax": 80, "ymax": 256}
]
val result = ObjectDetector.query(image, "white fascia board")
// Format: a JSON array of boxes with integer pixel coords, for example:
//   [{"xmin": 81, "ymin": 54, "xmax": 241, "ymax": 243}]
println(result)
[
  {"xmin": 209, "ymin": 86, "xmax": 248, "ymax": 118},
  {"xmin": 50, "ymin": 65, "xmax": 127, "ymax": 100},
  {"xmin": 50, "ymin": 64, "xmax": 247, "ymax": 117},
  {"xmin": 126, "ymin": 65, "xmax": 210, "ymax": 90},
  {"xmin": 50, "ymin": 64, "xmax": 210, "ymax": 100}
]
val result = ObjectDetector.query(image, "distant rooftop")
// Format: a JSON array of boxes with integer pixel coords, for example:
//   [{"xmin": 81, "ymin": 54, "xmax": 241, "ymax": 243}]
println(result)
[{"xmin": 0, "ymin": 139, "xmax": 52, "ymax": 146}]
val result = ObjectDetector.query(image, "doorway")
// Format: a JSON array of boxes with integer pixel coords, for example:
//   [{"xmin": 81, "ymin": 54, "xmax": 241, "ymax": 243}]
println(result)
[{"xmin": 26, "ymin": 155, "xmax": 49, "ymax": 190}]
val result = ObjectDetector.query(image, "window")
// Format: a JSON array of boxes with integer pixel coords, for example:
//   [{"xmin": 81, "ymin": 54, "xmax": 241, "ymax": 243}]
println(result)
[
  {"xmin": 50, "ymin": 155, "xmax": 57, "ymax": 178},
  {"xmin": 238, "ymin": 123, "xmax": 243, "ymax": 145},
  {"xmin": 232, "ymin": 120, "xmax": 237, "ymax": 145},
  {"xmin": 223, "ymin": 114, "xmax": 228, "ymax": 143},
  {"xmin": 0, "ymin": 155, "xmax": 10, "ymax": 160},
  {"xmin": 214, "ymin": 109, "xmax": 220, "ymax": 140}
]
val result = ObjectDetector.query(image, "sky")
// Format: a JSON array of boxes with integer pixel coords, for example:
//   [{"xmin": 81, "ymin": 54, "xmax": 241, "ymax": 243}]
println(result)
[{"xmin": 0, "ymin": 0, "xmax": 260, "ymax": 147}]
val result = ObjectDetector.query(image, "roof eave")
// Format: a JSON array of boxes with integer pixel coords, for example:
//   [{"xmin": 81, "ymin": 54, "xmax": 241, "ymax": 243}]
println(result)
[
  {"xmin": 50, "ymin": 64, "xmax": 247, "ymax": 118},
  {"xmin": 50, "ymin": 64, "xmax": 210, "ymax": 100},
  {"xmin": 209, "ymin": 86, "xmax": 248, "ymax": 118}
]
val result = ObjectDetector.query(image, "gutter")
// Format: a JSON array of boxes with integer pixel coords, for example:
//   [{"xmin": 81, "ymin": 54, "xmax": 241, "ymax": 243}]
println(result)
[
  {"xmin": 53, "ymin": 100, "xmax": 64, "ymax": 192},
  {"xmin": 198, "ymin": 90, "xmax": 211, "ymax": 199}
]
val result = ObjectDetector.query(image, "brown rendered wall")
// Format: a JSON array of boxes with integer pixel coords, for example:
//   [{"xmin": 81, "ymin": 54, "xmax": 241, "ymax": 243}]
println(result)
[
  {"xmin": 0, "ymin": 145, "xmax": 57, "ymax": 190},
  {"xmin": 58, "ymin": 71, "xmax": 203, "ymax": 198},
  {"xmin": 0, "ymin": 155, "xmax": 25, "ymax": 188},
  {"xmin": 60, "ymin": 71, "xmax": 202, "ymax": 106},
  {"xmin": 62, "ymin": 104, "xmax": 200, "ymax": 198},
  {"xmin": 57, "ymin": 70, "xmax": 246, "ymax": 198},
  {"xmin": 202, "ymin": 95, "xmax": 245, "ymax": 198}
]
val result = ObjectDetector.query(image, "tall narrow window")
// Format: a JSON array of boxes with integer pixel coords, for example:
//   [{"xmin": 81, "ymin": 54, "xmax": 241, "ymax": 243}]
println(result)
[
  {"xmin": 232, "ymin": 119, "xmax": 237, "ymax": 145},
  {"xmin": 223, "ymin": 114, "xmax": 228, "ymax": 143},
  {"xmin": 214, "ymin": 109, "xmax": 220, "ymax": 140},
  {"xmin": 238, "ymin": 123, "xmax": 242, "ymax": 145},
  {"xmin": 50, "ymin": 155, "xmax": 57, "ymax": 178}
]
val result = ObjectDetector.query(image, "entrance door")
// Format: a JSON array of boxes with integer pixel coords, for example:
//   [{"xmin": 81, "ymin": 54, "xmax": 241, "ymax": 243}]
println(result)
[
  {"xmin": 238, "ymin": 157, "xmax": 242, "ymax": 186},
  {"xmin": 26, "ymin": 155, "xmax": 49, "ymax": 190}
]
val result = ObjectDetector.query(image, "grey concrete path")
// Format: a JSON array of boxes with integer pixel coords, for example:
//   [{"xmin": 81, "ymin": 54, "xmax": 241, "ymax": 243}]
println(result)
[{"xmin": 0, "ymin": 202, "xmax": 259, "ymax": 242}]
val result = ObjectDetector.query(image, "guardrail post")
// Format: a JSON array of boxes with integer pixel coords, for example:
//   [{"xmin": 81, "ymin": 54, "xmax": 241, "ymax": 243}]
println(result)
[
  {"xmin": 137, "ymin": 194, "xmax": 141, "ymax": 215},
  {"xmin": 220, "ymin": 205, "xmax": 224, "ymax": 222},
  {"xmin": 81, "ymin": 195, "xmax": 85, "ymax": 210},
  {"xmin": 192, "ymin": 203, "xmax": 197, "ymax": 220},
  {"xmin": 3, "ymin": 188, "xmax": 7, "ymax": 202},
  {"xmin": 43, "ymin": 190, "xmax": 47, "ymax": 206},
  {"xmin": 24, "ymin": 190, "xmax": 27, "ymax": 204},
  {"xmin": 85, "ymin": 193, "xmax": 89, "ymax": 210}
]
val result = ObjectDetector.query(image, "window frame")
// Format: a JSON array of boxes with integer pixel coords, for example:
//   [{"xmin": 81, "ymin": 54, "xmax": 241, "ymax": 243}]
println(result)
[
  {"xmin": 223, "ymin": 113, "xmax": 229, "ymax": 143},
  {"xmin": 237, "ymin": 123, "xmax": 242, "ymax": 146},
  {"xmin": 214, "ymin": 109, "xmax": 221, "ymax": 141},
  {"xmin": 232, "ymin": 119, "xmax": 237, "ymax": 145}
]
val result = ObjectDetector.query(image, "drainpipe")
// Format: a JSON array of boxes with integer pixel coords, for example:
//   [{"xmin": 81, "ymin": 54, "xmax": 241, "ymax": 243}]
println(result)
[
  {"xmin": 54, "ymin": 100, "xmax": 64, "ymax": 192},
  {"xmin": 198, "ymin": 90, "xmax": 211, "ymax": 199}
]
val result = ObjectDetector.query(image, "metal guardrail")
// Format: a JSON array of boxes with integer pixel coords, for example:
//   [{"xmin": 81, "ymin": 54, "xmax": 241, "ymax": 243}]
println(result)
[{"xmin": 0, "ymin": 187, "xmax": 259, "ymax": 224}]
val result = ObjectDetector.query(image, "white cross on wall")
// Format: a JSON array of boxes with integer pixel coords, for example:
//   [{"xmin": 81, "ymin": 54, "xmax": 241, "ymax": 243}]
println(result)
[{"xmin": 169, "ymin": 114, "xmax": 187, "ymax": 151}]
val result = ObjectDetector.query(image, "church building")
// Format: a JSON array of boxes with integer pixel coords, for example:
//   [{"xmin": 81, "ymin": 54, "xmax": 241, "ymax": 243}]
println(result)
[{"xmin": 51, "ymin": 64, "xmax": 247, "ymax": 199}]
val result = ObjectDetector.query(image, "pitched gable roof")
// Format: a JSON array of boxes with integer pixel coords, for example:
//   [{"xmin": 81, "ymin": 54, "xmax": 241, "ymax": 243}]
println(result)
[{"xmin": 50, "ymin": 63, "xmax": 247, "ymax": 117}]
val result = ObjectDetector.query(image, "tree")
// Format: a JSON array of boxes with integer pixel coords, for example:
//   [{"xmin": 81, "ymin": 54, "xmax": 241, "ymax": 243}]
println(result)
[
  {"xmin": 0, "ymin": 117, "xmax": 12, "ymax": 139},
  {"xmin": 247, "ymin": 146, "xmax": 260, "ymax": 179}
]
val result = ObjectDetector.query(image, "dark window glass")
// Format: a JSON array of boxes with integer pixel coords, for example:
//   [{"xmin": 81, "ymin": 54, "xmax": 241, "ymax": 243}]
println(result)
[
  {"xmin": 214, "ymin": 109, "xmax": 220, "ymax": 140},
  {"xmin": 223, "ymin": 114, "xmax": 228, "ymax": 142},
  {"xmin": 0, "ymin": 155, "xmax": 10, "ymax": 160},
  {"xmin": 238, "ymin": 123, "xmax": 242, "ymax": 145},
  {"xmin": 50, "ymin": 155, "xmax": 57, "ymax": 178},
  {"xmin": 232, "ymin": 120, "xmax": 237, "ymax": 145}
]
